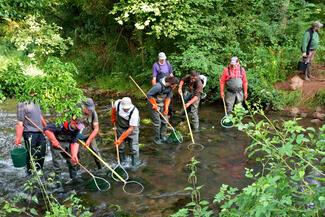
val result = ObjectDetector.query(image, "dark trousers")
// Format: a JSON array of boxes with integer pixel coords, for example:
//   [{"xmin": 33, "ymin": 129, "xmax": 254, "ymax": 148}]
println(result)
[
  {"xmin": 23, "ymin": 132, "xmax": 46, "ymax": 175},
  {"xmin": 50, "ymin": 142, "xmax": 79, "ymax": 179}
]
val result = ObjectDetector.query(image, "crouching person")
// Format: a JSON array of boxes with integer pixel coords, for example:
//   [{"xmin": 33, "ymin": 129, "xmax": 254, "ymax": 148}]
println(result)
[
  {"xmin": 111, "ymin": 97, "xmax": 141, "ymax": 167},
  {"xmin": 44, "ymin": 118, "xmax": 81, "ymax": 182}
]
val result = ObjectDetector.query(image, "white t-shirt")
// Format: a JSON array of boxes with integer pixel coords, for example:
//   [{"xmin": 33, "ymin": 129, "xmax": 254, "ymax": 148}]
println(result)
[{"xmin": 114, "ymin": 100, "xmax": 139, "ymax": 127}]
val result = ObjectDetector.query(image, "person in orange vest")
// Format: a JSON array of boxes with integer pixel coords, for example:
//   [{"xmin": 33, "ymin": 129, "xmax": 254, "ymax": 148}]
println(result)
[{"xmin": 219, "ymin": 56, "xmax": 248, "ymax": 113}]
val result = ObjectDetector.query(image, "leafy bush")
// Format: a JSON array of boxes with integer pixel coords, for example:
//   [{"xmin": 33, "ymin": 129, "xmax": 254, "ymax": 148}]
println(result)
[
  {"xmin": 5, "ymin": 15, "xmax": 73, "ymax": 60},
  {"xmin": 0, "ymin": 63, "xmax": 27, "ymax": 97},
  {"xmin": 16, "ymin": 57, "xmax": 84, "ymax": 122}
]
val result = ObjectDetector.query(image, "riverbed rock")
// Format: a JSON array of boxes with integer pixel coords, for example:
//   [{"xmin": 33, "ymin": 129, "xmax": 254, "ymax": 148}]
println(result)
[
  {"xmin": 290, "ymin": 107, "xmax": 300, "ymax": 117},
  {"xmin": 312, "ymin": 112, "xmax": 325, "ymax": 121},
  {"xmin": 289, "ymin": 76, "xmax": 304, "ymax": 91},
  {"xmin": 311, "ymin": 119, "xmax": 322, "ymax": 124},
  {"xmin": 300, "ymin": 112, "xmax": 308, "ymax": 118}
]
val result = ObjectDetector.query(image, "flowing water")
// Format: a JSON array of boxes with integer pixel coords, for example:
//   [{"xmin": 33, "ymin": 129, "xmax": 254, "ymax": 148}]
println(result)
[{"xmin": 0, "ymin": 97, "xmax": 318, "ymax": 216}]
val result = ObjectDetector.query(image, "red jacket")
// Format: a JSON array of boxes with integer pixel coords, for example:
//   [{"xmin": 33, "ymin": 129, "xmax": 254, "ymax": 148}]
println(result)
[{"xmin": 220, "ymin": 65, "xmax": 248, "ymax": 95}]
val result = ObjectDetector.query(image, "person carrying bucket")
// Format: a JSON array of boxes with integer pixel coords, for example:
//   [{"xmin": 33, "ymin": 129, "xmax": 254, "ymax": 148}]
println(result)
[
  {"xmin": 178, "ymin": 70, "xmax": 204, "ymax": 132},
  {"xmin": 111, "ymin": 97, "xmax": 141, "ymax": 167},
  {"xmin": 80, "ymin": 98, "xmax": 102, "ymax": 170},
  {"xmin": 147, "ymin": 76, "xmax": 179, "ymax": 145},
  {"xmin": 219, "ymin": 56, "xmax": 248, "ymax": 113},
  {"xmin": 43, "ymin": 117, "xmax": 82, "ymax": 183},
  {"xmin": 15, "ymin": 101, "xmax": 47, "ymax": 176}
]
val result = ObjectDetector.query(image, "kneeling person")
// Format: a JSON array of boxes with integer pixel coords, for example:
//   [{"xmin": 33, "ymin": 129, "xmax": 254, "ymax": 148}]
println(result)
[
  {"xmin": 111, "ymin": 97, "xmax": 140, "ymax": 167},
  {"xmin": 44, "ymin": 118, "xmax": 81, "ymax": 181}
]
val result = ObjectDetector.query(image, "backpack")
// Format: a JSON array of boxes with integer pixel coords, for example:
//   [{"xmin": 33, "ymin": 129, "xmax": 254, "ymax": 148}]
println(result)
[
  {"xmin": 199, "ymin": 74, "xmax": 208, "ymax": 88},
  {"xmin": 301, "ymin": 28, "xmax": 314, "ymax": 55}
]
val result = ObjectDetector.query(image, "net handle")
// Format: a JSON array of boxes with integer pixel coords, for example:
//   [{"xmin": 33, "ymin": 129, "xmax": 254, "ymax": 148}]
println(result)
[
  {"xmin": 78, "ymin": 139, "xmax": 127, "ymax": 184},
  {"xmin": 129, "ymin": 76, "xmax": 175, "ymax": 131},
  {"xmin": 179, "ymin": 91, "xmax": 195, "ymax": 143}
]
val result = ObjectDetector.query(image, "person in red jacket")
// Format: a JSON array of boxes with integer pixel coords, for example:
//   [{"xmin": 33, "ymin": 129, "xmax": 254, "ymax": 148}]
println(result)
[{"xmin": 219, "ymin": 56, "xmax": 248, "ymax": 113}]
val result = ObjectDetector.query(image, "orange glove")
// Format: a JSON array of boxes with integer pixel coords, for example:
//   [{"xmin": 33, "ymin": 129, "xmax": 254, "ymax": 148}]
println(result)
[
  {"xmin": 148, "ymin": 98, "xmax": 158, "ymax": 111},
  {"xmin": 111, "ymin": 107, "xmax": 117, "ymax": 124},
  {"xmin": 114, "ymin": 127, "xmax": 133, "ymax": 146},
  {"xmin": 163, "ymin": 98, "xmax": 171, "ymax": 115},
  {"xmin": 44, "ymin": 130, "xmax": 61, "ymax": 149},
  {"xmin": 220, "ymin": 82, "xmax": 225, "ymax": 99},
  {"xmin": 70, "ymin": 143, "xmax": 79, "ymax": 165},
  {"xmin": 15, "ymin": 124, "xmax": 24, "ymax": 146}
]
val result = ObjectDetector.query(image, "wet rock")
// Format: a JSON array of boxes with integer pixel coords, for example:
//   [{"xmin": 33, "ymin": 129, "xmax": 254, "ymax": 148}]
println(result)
[
  {"xmin": 289, "ymin": 76, "xmax": 304, "ymax": 91},
  {"xmin": 290, "ymin": 107, "xmax": 300, "ymax": 117},
  {"xmin": 310, "ymin": 119, "xmax": 322, "ymax": 124},
  {"xmin": 312, "ymin": 112, "xmax": 325, "ymax": 121},
  {"xmin": 300, "ymin": 112, "xmax": 308, "ymax": 118}
]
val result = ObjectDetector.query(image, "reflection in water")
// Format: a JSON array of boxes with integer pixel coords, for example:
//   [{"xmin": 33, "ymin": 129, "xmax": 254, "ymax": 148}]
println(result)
[{"xmin": 0, "ymin": 99, "xmax": 254, "ymax": 216}]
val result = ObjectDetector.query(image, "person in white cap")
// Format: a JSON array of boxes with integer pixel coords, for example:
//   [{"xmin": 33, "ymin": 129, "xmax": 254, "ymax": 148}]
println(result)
[
  {"xmin": 301, "ymin": 21, "xmax": 323, "ymax": 80},
  {"xmin": 151, "ymin": 52, "xmax": 173, "ymax": 85},
  {"xmin": 219, "ymin": 56, "xmax": 248, "ymax": 113},
  {"xmin": 111, "ymin": 97, "xmax": 141, "ymax": 167}
]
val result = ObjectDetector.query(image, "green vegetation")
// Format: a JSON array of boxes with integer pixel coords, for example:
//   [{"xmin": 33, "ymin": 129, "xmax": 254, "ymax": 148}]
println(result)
[{"xmin": 172, "ymin": 104, "xmax": 325, "ymax": 216}]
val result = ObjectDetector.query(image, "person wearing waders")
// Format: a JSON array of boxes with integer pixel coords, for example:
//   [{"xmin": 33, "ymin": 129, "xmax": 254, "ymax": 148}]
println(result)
[
  {"xmin": 147, "ymin": 76, "xmax": 179, "ymax": 145},
  {"xmin": 301, "ymin": 21, "xmax": 323, "ymax": 81},
  {"xmin": 43, "ymin": 117, "xmax": 82, "ymax": 184},
  {"xmin": 15, "ymin": 101, "xmax": 47, "ymax": 176},
  {"xmin": 80, "ymin": 98, "xmax": 102, "ymax": 170},
  {"xmin": 220, "ymin": 56, "xmax": 248, "ymax": 113},
  {"xmin": 151, "ymin": 52, "xmax": 173, "ymax": 85},
  {"xmin": 111, "ymin": 97, "xmax": 141, "ymax": 167},
  {"xmin": 178, "ymin": 70, "xmax": 204, "ymax": 132}
]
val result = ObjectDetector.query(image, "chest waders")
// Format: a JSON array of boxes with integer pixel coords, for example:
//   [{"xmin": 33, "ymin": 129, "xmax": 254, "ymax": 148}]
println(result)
[
  {"xmin": 116, "ymin": 102, "xmax": 140, "ymax": 166},
  {"xmin": 225, "ymin": 67, "xmax": 244, "ymax": 113}
]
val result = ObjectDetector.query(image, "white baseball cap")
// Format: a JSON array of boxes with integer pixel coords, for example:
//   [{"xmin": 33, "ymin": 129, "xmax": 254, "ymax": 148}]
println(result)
[
  {"xmin": 230, "ymin": 56, "xmax": 238, "ymax": 65},
  {"xmin": 158, "ymin": 52, "xmax": 167, "ymax": 60},
  {"xmin": 121, "ymin": 97, "xmax": 133, "ymax": 109}
]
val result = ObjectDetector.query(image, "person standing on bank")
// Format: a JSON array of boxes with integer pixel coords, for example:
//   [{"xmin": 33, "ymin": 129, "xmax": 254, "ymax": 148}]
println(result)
[
  {"xmin": 301, "ymin": 21, "xmax": 323, "ymax": 81},
  {"xmin": 80, "ymin": 98, "xmax": 102, "ymax": 170},
  {"xmin": 147, "ymin": 76, "xmax": 179, "ymax": 145},
  {"xmin": 152, "ymin": 52, "xmax": 173, "ymax": 85},
  {"xmin": 220, "ymin": 56, "xmax": 248, "ymax": 113},
  {"xmin": 178, "ymin": 71, "xmax": 203, "ymax": 132},
  {"xmin": 15, "ymin": 101, "xmax": 47, "ymax": 176},
  {"xmin": 111, "ymin": 97, "xmax": 141, "ymax": 167}
]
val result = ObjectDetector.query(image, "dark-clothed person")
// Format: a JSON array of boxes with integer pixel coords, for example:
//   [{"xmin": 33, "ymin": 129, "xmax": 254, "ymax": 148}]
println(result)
[
  {"xmin": 44, "ymin": 120, "xmax": 81, "ymax": 180},
  {"xmin": 111, "ymin": 97, "xmax": 140, "ymax": 166},
  {"xmin": 147, "ymin": 76, "xmax": 179, "ymax": 145},
  {"xmin": 15, "ymin": 102, "xmax": 47, "ymax": 175},
  {"xmin": 81, "ymin": 98, "xmax": 102, "ymax": 169},
  {"xmin": 301, "ymin": 21, "xmax": 323, "ymax": 80},
  {"xmin": 178, "ymin": 71, "xmax": 203, "ymax": 132},
  {"xmin": 220, "ymin": 56, "xmax": 248, "ymax": 113}
]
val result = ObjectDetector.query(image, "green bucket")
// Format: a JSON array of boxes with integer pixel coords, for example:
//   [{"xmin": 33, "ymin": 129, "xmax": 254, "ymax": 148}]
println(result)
[{"xmin": 11, "ymin": 147, "xmax": 27, "ymax": 168}]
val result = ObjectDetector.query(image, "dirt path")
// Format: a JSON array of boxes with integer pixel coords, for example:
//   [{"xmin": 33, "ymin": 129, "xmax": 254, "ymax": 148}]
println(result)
[{"xmin": 275, "ymin": 64, "xmax": 325, "ymax": 101}]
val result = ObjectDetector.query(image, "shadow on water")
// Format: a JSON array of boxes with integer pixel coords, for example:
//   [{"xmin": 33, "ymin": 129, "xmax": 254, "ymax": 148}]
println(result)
[{"xmin": 1, "ymin": 97, "xmax": 319, "ymax": 216}]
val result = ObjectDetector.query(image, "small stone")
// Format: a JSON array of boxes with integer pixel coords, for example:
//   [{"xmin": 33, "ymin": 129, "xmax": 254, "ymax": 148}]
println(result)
[
  {"xmin": 289, "ymin": 76, "xmax": 304, "ymax": 91},
  {"xmin": 311, "ymin": 119, "xmax": 322, "ymax": 124},
  {"xmin": 300, "ymin": 112, "xmax": 308, "ymax": 118},
  {"xmin": 290, "ymin": 107, "xmax": 300, "ymax": 117}
]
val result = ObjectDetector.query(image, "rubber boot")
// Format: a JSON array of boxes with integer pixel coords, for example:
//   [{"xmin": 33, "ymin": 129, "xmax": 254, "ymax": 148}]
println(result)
[
  {"xmin": 131, "ymin": 154, "xmax": 142, "ymax": 167},
  {"xmin": 160, "ymin": 124, "xmax": 168, "ymax": 143},
  {"xmin": 153, "ymin": 126, "xmax": 162, "ymax": 145}
]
